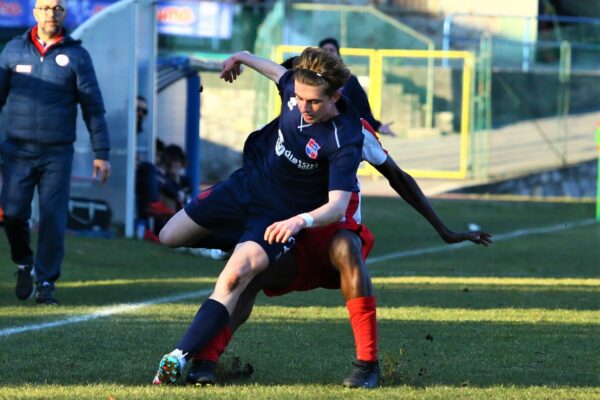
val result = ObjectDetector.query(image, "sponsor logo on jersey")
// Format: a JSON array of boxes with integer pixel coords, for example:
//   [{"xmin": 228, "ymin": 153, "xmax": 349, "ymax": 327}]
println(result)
[
  {"xmin": 287, "ymin": 96, "xmax": 297, "ymax": 111},
  {"xmin": 275, "ymin": 129, "xmax": 318, "ymax": 170},
  {"xmin": 305, "ymin": 138, "xmax": 321, "ymax": 159}
]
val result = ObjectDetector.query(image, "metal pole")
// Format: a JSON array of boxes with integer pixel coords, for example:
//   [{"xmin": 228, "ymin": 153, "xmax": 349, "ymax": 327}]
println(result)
[
  {"xmin": 185, "ymin": 74, "xmax": 201, "ymax": 198},
  {"xmin": 474, "ymin": 34, "xmax": 492, "ymax": 179},
  {"xmin": 484, "ymin": 38, "xmax": 492, "ymax": 177},
  {"xmin": 341, "ymin": 10, "xmax": 347, "ymax": 49},
  {"xmin": 425, "ymin": 43, "xmax": 434, "ymax": 128},
  {"xmin": 522, "ymin": 16, "xmax": 531, "ymax": 72},
  {"xmin": 557, "ymin": 40, "xmax": 571, "ymax": 165},
  {"xmin": 125, "ymin": 2, "xmax": 138, "ymax": 238},
  {"xmin": 145, "ymin": 0, "xmax": 158, "ymax": 171},
  {"xmin": 442, "ymin": 14, "xmax": 453, "ymax": 67}
]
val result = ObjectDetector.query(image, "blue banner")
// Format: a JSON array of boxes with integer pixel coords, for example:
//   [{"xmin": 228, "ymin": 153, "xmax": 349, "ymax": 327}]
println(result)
[
  {"xmin": 0, "ymin": 0, "xmax": 29, "ymax": 27},
  {"xmin": 157, "ymin": 0, "xmax": 233, "ymax": 39},
  {"xmin": 62, "ymin": 0, "xmax": 115, "ymax": 27},
  {"xmin": 0, "ymin": 0, "xmax": 116, "ymax": 28},
  {"xmin": 1, "ymin": 0, "xmax": 234, "ymax": 40}
]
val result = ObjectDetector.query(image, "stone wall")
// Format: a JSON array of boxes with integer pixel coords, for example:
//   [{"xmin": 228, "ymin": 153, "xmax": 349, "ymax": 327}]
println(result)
[{"xmin": 453, "ymin": 159, "xmax": 598, "ymax": 198}]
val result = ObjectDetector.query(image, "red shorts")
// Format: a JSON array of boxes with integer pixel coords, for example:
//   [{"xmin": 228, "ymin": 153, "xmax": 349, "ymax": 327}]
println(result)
[{"xmin": 263, "ymin": 222, "xmax": 375, "ymax": 297}]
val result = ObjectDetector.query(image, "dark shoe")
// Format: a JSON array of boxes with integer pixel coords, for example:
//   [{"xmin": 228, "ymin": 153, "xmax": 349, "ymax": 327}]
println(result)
[
  {"xmin": 15, "ymin": 265, "xmax": 34, "ymax": 300},
  {"xmin": 186, "ymin": 360, "xmax": 216, "ymax": 386},
  {"xmin": 35, "ymin": 282, "xmax": 58, "ymax": 305},
  {"xmin": 342, "ymin": 360, "xmax": 380, "ymax": 389}
]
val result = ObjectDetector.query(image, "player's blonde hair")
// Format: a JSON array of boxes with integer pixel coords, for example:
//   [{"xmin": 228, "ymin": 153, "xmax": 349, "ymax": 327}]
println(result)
[{"xmin": 293, "ymin": 47, "xmax": 350, "ymax": 97}]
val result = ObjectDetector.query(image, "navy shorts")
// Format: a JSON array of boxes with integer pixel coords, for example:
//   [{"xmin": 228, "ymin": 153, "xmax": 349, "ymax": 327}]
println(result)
[{"xmin": 184, "ymin": 172, "xmax": 295, "ymax": 263}]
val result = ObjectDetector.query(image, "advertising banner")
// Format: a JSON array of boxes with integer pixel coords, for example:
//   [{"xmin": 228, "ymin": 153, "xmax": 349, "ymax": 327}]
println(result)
[
  {"xmin": 1, "ymin": 0, "xmax": 233, "ymax": 40},
  {"xmin": 157, "ymin": 0, "xmax": 233, "ymax": 39},
  {"xmin": 0, "ymin": 0, "xmax": 29, "ymax": 27}
]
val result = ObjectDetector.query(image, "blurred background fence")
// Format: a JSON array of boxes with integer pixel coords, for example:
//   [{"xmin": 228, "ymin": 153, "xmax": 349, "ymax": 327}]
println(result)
[
  {"xmin": 196, "ymin": 1, "xmax": 599, "ymax": 187},
  {"xmin": 1, "ymin": 0, "xmax": 598, "ymax": 225}
]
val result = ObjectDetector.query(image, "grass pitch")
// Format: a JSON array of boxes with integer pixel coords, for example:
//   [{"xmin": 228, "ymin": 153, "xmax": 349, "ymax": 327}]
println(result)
[{"xmin": 0, "ymin": 197, "xmax": 598, "ymax": 399}]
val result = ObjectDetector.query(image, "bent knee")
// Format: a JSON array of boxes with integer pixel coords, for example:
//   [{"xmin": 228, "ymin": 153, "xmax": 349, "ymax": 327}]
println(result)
[
  {"xmin": 329, "ymin": 232, "xmax": 363, "ymax": 269},
  {"xmin": 213, "ymin": 269, "xmax": 248, "ymax": 298},
  {"xmin": 223, "ymin": 272, "xmax": 241, "ymax": 292}
]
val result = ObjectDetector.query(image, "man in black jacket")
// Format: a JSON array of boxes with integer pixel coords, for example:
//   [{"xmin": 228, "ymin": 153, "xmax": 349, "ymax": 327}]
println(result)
[
  {"xmin": 319, "ymin": 37, "xmax": 396, "ymax": 137},
  {"xmin": 0, "ymin": 0, "xmax": 111, "ymax": 304}
]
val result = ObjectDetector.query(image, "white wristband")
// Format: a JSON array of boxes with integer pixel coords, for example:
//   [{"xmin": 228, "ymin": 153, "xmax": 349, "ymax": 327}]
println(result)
[{"xmin": 298, "ymin": 213, "xmax": 314, "ymax": 228}]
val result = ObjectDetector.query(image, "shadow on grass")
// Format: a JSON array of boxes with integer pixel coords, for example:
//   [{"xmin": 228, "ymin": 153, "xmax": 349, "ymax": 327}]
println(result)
[
  {"xmin": 0, "ymin": 315, "xmax": 597, "ymax": 388},
  {"xmin": 0, "ymin": 283, "xmax": 600, "ymax": 329},
  {"xmin": 1, "ymin": 280, "xmax": 597, "ymax": 331},
  {"xmin": 255, "ymin": 284, "xmax": 600, "ymax": 311}
]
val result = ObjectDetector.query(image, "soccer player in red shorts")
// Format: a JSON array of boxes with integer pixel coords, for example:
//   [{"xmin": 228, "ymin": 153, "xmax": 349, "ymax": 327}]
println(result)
[{"xmin": 182, "ymin": 120, "xmax": 492, "ymax": 388}]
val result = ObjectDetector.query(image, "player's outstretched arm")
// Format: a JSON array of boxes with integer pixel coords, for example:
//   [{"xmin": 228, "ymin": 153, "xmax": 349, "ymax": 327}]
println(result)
[
  {"xmin": 375, "ymin": 156, "xmax": 492, "ymax": 246},
  {"xmin": 264, "ymin": 190, "xmax": 352, "ymax": 244},
  {"xmin": 221, "ymin": 51, "xmax": 286, "ymax": 84}
]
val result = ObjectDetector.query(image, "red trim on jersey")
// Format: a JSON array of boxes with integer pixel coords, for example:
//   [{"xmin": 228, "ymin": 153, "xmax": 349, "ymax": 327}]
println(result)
[
  {"xmin": 347, "ymin": 296, "xmax": 378, "ymax": 362},
  {"xmin": 30, "ymin": 26, "xmax": 64, "ymax": 56},
  {"xmin": 196, "ymin": 186, "xmax": 214, "ymax": 201},
  {"xmin": 345, "ymin": 191, "xmax": 360, "ymax": 223},
  {"xmin": 360, "ymin": 118, "xmax": 389, "ymax": 155}
]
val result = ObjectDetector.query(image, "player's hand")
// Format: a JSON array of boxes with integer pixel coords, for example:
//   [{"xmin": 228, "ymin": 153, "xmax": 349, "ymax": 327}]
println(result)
[
  {"xmin": 443, "ymin": 230, "xmax": 492, "ymax": 246},
  {"xmin": 220, "ymin": 55, "xmax": 243, "ymax": 83},
  {"xmin": 93, "ymin": 159, "xmax": 111, "ymax": 184},
  {"xmin": 264, "ymin": 215, "xmax": 306, "ymax": 244},
  {"xmin": 378, "ymin": 122, "xmax": 397, "ymax": 137}
]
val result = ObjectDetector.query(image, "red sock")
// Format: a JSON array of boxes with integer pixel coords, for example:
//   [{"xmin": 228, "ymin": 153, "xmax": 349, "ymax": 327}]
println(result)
[
  {"xmin": 346, "ymin": 296, "xmax": 378, "ymax": 362},
  {"xmin": 192, "ymin": 325, "xmax": 233, "ymax": 363}
]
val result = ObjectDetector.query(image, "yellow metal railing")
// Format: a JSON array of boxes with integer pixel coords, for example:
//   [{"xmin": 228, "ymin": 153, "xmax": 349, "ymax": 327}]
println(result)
[
  {"xmin": 290, "ymin": 2, "xmax": 436, "ymax": 128},
  {"xmin": 273, "ymin": 45, "xmax": 474, "ymax": 180},
  {"xmin": 373, "ymin": 49, "xmax": 473, "ymax": 179}
]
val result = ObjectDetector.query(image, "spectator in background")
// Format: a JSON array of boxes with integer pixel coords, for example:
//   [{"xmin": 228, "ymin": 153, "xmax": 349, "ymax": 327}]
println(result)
[
  {"xmin": 319, "ymin": 37, "xmax": 397, "ymax": 137},
  {"xmin": 158, "ymin": 144, "xmax": 190, "ymax": 211},
  {"xmin": 0, "ymin": 0, "xmax": 111, "ymax": 305},
  {"xmin": 136, "ymin": 95, "xmax": 165, "ymax": 154},
  {"xmin": 136, "ymin": 95, "xmax": 149, "ymax": 139},
  {"xmin": 135, "ymin": 96, "xmax": 189, "ymax": 242}
]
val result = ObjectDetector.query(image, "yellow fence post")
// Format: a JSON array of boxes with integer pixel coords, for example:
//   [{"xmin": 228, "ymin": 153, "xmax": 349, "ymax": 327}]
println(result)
[{"xmin": 273, "ymin": 46, "xmax": 474, "ymax": 180}]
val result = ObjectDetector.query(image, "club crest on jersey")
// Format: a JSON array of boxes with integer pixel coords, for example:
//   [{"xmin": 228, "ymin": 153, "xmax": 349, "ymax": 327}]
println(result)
[{"xmin": 305, "ymin": 138, "xmax": 321, "ymax": 159}]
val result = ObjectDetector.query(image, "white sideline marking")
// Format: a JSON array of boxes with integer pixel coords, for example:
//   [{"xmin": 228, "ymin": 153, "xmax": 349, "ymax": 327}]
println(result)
[
  {"xmin": 1, "ymin": 219, "xmax": 597, "ymax": 338},
  {"xmin": 367, "ymin": 218, "xmax": 598, "ymax": 265},
  {"xmin": 0, "ymin": 289, "xmax": 211, "ymax": 338}
]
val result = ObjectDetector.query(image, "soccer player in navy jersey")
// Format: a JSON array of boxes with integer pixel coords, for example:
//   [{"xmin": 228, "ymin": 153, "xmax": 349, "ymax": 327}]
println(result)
[
  {"xmin": 152, "ymin": 47, "xmax": 367, "ymax": 385},
  {"xmin": 182, "ymin": 120, "xmax": 492, "ymax": 388},
  {"xmin": 319, "ymin": 37, "xmax": 397, "ymax": 137}
]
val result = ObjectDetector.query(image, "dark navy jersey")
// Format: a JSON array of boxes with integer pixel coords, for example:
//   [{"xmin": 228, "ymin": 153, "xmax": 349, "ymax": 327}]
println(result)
[{"xmin": 242, "ymin": 70, "xmax": 363, "ymax": 215}]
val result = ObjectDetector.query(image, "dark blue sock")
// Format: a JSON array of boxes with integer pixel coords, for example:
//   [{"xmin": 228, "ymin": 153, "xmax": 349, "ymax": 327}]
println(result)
[{"xmin": 177, "ymin": 298, "xmax": 230, "ymax": 360}]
